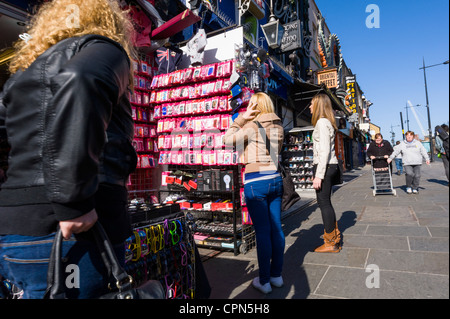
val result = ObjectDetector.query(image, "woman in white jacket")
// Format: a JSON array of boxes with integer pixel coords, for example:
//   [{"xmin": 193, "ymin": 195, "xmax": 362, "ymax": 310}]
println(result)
[
  {"xmin": 388, "ymin": 131, "xmax": 430, "ymax": 194},
  {"xmin": 310, "ymin": 94, "xmax": 341, "ymax": 253}
]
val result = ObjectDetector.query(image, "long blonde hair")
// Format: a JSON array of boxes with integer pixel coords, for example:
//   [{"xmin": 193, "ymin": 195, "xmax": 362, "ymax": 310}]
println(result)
[
  {"xmin": 9, "ymin": 0, "xmax": 136, "ymax": 75},
  {"xmin": 310, "ymin": 94, "xmax": 338, "ymax": 130},
  {"xmin": 250, "ymin": 92, "xmax": 275, "ymax": 121}
]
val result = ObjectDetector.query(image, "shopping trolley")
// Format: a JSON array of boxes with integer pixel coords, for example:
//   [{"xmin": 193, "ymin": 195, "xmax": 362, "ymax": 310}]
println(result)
[{"xmin": 371, "ymin": 156, "xmax": 396, "ymax": 196}]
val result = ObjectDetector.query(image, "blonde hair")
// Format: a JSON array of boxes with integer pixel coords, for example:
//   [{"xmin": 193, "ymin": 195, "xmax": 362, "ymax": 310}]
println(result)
[
  {"xmin": 9, "ymin": 0, "xmax": 136, "ymax": 75},
  {"xmin": 310, "ymin": 94, "xmax": 338, "ymax": 130},
  {"xmin": 250, "ymin": 92, "xmax": 275, "ymax": 121}
]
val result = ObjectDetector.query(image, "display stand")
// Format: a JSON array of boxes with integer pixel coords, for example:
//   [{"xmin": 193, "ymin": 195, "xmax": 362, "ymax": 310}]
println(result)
[
  {"xmin": 158, "ymin": 165, "xmax": 255, "ymax": 256},
  {"xmin": 282, "ymin": 127, "xmax": 315, "ymax": 192},
  {"xmin": 124, "ymin": 203, "xmax": 197, "ymax": 299},
  {"xmin": 151, "ymin": 61, "xmax": 255, "ymax": 256}
]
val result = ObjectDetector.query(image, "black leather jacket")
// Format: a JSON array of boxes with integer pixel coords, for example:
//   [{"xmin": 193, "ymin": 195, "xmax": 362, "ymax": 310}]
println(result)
[{"xmin": 0, "ymin": 35, "xmax": 137, "ymax": 225}]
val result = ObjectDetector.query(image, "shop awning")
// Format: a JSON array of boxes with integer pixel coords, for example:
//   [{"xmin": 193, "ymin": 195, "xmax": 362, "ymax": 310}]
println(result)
[
  {"xmin": 291, "ymin": 80, "xmax": 350, "ymax": 116},
  {"xmin": 151, "ymin": 9, "xmax": 201, "ymax": 40}
]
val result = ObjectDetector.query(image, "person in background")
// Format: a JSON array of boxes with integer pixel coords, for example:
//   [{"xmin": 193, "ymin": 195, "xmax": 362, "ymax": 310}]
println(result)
[
  {"xmin": 388, "ymin": 131, "xmax": 430, "ymax": 194},
  {"xmin": 224, "ymin": 92, "xmax": 284, "ymax": 294},
  {"xmin": 394, "ymin": 141, "xmax": 404, "ymax": 175},
  {"xmin": 435, "ymin": 124, "xmax": 449, "ymax": 183},
  {"xmin": 367, "ymin": 133, "xmax": 393, "ymax": 171},
  {"xmin": 0, "ymin": 0, "xmax": 137, "ymax": 298},
  {"xmin": 309, "ymin": 94, "xmax": 342, "ymax": 253}
]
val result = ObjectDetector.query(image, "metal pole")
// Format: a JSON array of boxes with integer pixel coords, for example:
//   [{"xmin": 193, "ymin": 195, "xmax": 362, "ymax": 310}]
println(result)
[
  {"xmin": 422, "ymin": 57, "xmax": 434, "ymax": 162},
  {"xmin": 400, "ymin": 112, "xmax": 405, "ymax": 140},
  {"xmin": 405, "ymin": 103, "xmax": 410, "ymax": 131}
]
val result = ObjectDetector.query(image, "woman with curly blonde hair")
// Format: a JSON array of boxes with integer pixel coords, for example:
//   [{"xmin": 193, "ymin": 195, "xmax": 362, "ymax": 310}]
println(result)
[
  {"xmin": 0, "ymin": 0, "xmax": 139, "ymax": 298},
  {"xmin": 9, "ymin": 0, "xmax": 136, "ymax": 74}
]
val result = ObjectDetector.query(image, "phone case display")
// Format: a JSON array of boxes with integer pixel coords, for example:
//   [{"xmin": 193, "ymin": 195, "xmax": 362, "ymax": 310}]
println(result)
[
  {"xmin": 128, "ymin": 56, "xmax": 160, "ymax": 198},
  {"xmin": 124, "ymin": 203, "xmax": 197, "ymax": 299},
  {"xmin": 151, "ymin": 61, "xmax": 255, "ymax": 255},
  {"xmin": 152, "ymin": 61, "xmax": 236, "ymax": 167},
  {"xmin": 282, "ymin": 128, "xmax": 315, "ymax": 191}
]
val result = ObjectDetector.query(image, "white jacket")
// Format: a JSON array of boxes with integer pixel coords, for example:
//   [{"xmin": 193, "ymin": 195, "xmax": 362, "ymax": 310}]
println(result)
[
  {"xmin": 389, "ymin": 139, "xmax": 429, "ymax": 165},
  {"xmin": 312, "ymin": 118, "xmax": 338, "ymax": 179}
]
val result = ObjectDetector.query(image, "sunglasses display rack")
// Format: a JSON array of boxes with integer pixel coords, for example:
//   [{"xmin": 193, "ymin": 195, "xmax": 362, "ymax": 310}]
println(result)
[
  {"xmin": 124, "ymin": 203, "xmax": 197, "ymax": 299},
  {"xmin": 282, "ymin": 128, "xmax": 316, "ymax": 192}
]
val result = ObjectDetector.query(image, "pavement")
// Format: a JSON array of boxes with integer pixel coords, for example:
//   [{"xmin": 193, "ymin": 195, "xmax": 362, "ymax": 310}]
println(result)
[{"xmin": 199, "ymin": 159, "xmax": 449, "ymax": 299}]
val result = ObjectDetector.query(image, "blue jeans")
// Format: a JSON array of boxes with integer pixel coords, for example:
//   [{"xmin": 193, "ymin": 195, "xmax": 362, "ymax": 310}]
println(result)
[
  {"xmin": 0, "ymin": 233, "xmax": 125, "ymax": 299},
  {"xmin": 244, "ymin": 176, "xmax": 284, "ymax": 285},
  {"xmin": 394, "ymin": 158, "xmax": 403, "ymax": 174}
]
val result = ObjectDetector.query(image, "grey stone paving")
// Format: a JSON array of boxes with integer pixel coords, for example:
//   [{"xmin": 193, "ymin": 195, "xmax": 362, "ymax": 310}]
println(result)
[{"xmin": 200, "ymin": 160, "xmax": 449, "ymax": 299}]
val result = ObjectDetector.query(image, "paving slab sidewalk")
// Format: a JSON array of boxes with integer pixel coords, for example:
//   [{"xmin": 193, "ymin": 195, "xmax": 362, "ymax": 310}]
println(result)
[{"xmin": 200, "ymin": 160, "xmax": 449, "ymax": 299}]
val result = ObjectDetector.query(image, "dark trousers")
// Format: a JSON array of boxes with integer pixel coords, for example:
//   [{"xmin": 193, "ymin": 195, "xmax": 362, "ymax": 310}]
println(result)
[
  {"xmin": 314, "ymin": 164, "xmax": 339, "ymax": 233},
  {"xmin": 404, "ymin": 165, "xmax": 422, "ymax": 190}
]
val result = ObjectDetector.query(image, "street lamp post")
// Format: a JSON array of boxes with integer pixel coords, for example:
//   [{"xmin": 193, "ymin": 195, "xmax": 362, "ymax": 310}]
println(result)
[
  {"xmin": 260, "ymin": 0, "xmax": 284, "ymax": 49},
  {"xmin": 419, "ymin": 58, "xmax": 449, "ymax": 162}
]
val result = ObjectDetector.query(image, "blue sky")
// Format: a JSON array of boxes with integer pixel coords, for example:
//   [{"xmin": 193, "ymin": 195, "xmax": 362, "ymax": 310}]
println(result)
[{"xmin": 314, "ymin": 0, "xmax": 449, "ymax": 142}]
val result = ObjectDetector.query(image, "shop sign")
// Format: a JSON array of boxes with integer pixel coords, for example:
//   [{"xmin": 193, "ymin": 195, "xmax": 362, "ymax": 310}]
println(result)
[
  {"xmin": 280, "ymin": 20, "xmax": 302, "ymax": 52},
  {"xmin": 347, "ymin": 112, "xmax": 359, "ymax": 123},
  {"xmin": 317, "ymin": 68, "xmax": 338, "ymax": 88},
  {"xmin": 345, "ymin": 75, "xmax": 358, "ymax": 114}
]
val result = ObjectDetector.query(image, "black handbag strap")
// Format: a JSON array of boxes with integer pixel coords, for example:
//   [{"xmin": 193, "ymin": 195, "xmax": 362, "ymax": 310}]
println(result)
[
  {"xmin": 45, "ymin": 222, "xmax": 132, "ymax": 299},
  {"xmin": 254, "ymin": 121, "xmax": 281, "ymax": 173}
]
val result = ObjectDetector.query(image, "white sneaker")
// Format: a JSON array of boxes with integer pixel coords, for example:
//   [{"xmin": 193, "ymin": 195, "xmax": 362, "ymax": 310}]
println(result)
[
  {"xmin": 252, "ymin": 277, "xmax": 272, "ymax": 294},
  {"xmin": 412, "ymin": 189, "xmax": 418, "ymax": 194},
  {"xmin": 270, "ymin": 276, "xmax": 284, "ymax": 288},
  {"xmin": 406, "ymin": 187, "xmax": 412, "ymax": 194}
]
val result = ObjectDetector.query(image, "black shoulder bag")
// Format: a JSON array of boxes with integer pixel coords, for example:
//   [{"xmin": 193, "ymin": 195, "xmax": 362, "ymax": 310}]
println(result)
[
  {"xmin": 254, "ymin": 121, "xmax": 301, "ymax": 211},
  {"xmin": 44, "ymin": 222, "xmax": 165, "ymax": 299}
]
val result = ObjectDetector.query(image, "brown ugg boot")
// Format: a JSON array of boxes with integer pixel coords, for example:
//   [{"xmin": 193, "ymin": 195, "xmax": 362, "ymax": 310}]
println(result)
[{"xmin": 314, "ymin": 226, "xmax": 341, "ymax": 253}]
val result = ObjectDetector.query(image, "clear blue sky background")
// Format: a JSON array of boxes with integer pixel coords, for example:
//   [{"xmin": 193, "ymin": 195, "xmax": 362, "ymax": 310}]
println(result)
[{"xmin": 314, "ymin": 0, "xmax": 449, "ymax": 142}]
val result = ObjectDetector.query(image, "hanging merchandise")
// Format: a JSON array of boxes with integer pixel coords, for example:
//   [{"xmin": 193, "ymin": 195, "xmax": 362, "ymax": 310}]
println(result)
[
  {"xmin": 136, "ymin": 0, "xmax": 165, "ymax": 28},
  {"xmin": 128, "ymin": 3, "xmax": 153, "ymax": 47},
  {"xmin": 156, "ymin": 46, "xmax": 183, "ymax": 74},
  {"xmin": 232, "ymin": 44, "xmax": 271, "ymax": 94},
  {"xmin": 186, "ymin": 29, "xmax": 207, "ymax": 67},
  {"xmin": 127, "ymin": 0, "xmax": 169, "ymax": 50}
]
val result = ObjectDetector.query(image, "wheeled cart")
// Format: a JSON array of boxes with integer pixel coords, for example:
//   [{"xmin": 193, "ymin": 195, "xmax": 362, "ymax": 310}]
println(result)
[{"xmin": 371, "ymin": 156, "xmax": 396, "ymax": 196}]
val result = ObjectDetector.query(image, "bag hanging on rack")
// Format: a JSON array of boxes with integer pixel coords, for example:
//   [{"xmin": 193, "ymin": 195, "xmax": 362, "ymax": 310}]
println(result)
[
  {"xmin": 255, "ymin": 121, "xmax": 301, "ymax": 211},
  {"xmin": 44, "ymin": 222, "xmax": 165, "ymax": 299}
]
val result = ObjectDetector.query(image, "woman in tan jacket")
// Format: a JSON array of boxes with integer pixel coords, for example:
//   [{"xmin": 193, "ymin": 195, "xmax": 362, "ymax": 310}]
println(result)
[
  {"xmin": 310, "ymin": 94, "xmax": 342, "ymax": 253},
  {"xmin": 224, "ymin": 92, "xmax": 284, "ymax": 294}
]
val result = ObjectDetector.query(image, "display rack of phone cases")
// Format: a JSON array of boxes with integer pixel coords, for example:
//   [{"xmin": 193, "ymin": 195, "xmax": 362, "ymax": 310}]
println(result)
[
  {"xmin": 150, "ymin": 59, "xmax": 256, "ymax": 255},
  {"xmin": 127, "ymin": 54, "xmax": 159, "ymax": 201},
  {"xmin": 282, "ymin": 127, "xmax": 315, "ymax": 192}
]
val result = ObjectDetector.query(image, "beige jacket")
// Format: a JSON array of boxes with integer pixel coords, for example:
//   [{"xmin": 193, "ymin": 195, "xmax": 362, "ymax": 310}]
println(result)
[
  {"xmin": 224, "ymin": 113, "xmax": 284, "ymax": 173},
  {"xmin": 312, "ymin": 118, "xmax": 338, "ymax": 179}
]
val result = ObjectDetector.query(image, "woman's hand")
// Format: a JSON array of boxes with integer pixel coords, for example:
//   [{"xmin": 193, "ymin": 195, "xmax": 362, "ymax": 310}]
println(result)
[
  {"xmin": 313, "ymin": 177, "xmax": 322, "ymax": 190},
  {"xmin": 243, "ymin": 102, "xmax": 260, "ymax": 121},
  {"xmin": 59, "ymin": 209, "xmax": 98, "ymax": 239}
]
